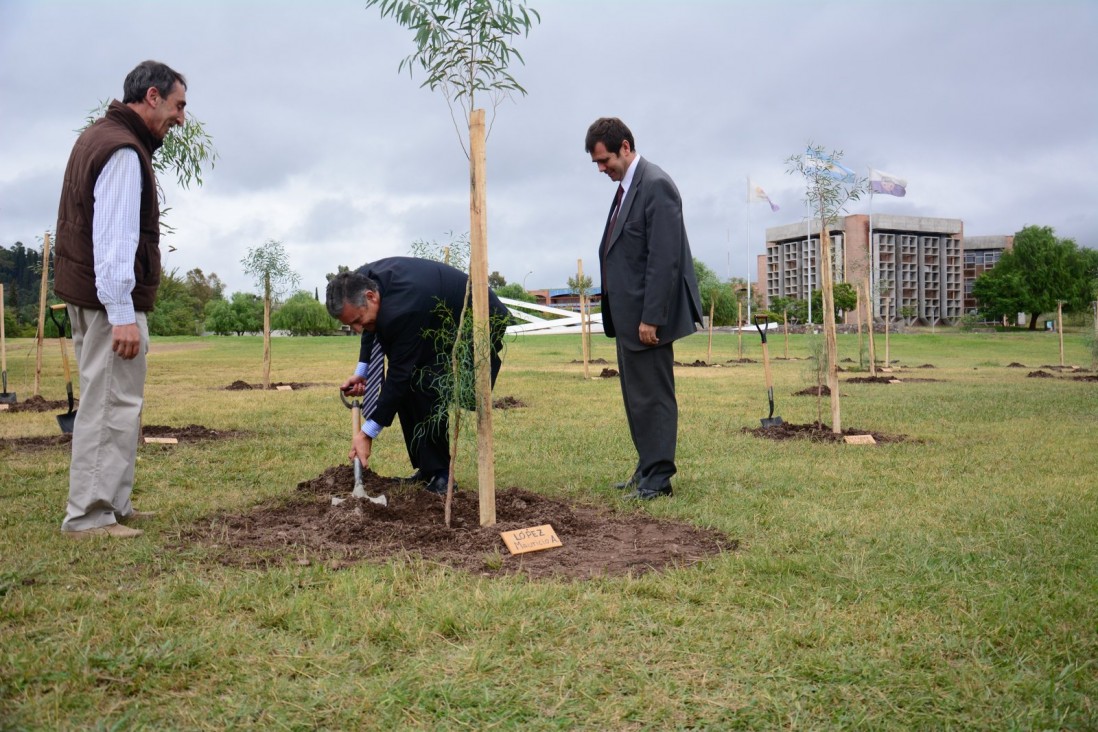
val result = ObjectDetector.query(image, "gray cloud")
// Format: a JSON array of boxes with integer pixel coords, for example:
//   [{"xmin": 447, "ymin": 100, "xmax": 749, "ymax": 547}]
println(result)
[{"xmin": 1, "ymin": 0, "xmax": 1094, "ymax": 299}]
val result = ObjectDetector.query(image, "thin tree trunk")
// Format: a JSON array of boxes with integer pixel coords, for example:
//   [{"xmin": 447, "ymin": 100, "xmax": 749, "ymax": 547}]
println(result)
[
  {"xmin": 262, "ymin": 273, "xmax": 271, "ymax": 389},
  {"xmin": 817, "ymin": 212, "xmax": 841, "ymax": 434}
]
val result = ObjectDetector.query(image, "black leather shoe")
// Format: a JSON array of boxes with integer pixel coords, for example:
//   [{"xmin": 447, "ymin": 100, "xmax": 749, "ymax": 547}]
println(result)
[
  {"xmin": 424, "ymin": 474, "xmax": 455, "ymax": 495},
  {"xmin": 622, "ymin": 486, "xmax": 673, "ymax": 501},
  {"xmin": 402, "ymin": 469, "xmax": 430, "ymax": 484},
  {"xmin": 613, "ymin": 476, "xmax": 638, "ymax": 490}
]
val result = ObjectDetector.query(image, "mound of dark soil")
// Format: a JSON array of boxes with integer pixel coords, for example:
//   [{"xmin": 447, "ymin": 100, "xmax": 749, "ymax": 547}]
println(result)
[
  {"xmin": 916, "ymin": 364, "xmax": 936, "ymax": 369},
  {"xmin": 742, "ymin": 421, "xmax": 908, "ymax": 444},
  {"xmin": 792, "ymin": 385, "xmax": 833, "ymax": 396},
  {"xmin": 674, "ymin": 360, "xmax": 710, "ymax": 367},
  {"xmin": 727, "ymin": 358, "xmax": 757, "ymax": 364},
  {"xmin": 599, "ymin": 367, "xmax": 619, "ymax": 378},
  {"xmin": 143, "ymin": 424, "xmax": 241, "ymax": 442},
  {"xmin": 0, "ymin": 433, "xmax": 72, "ymax": 451},
  {"xmin": 845, "ymin": 376, "xmax": 900, "ymax": 384},
  {"xmin": 493, "ymin": 396, "xmax": 527, "ymax": 409},
  {"xmin": 1027, "ymin": 370, "xmax": 1055, "ymax": 378},
  {"xmin": 571, "ymin": 358, "xmax": 610, "ymax": 365},
  {"xmin": 224, "ymin": 381, "xmax": 313, "ymax": 391},
  {"xmin": 2, "ymin": 395, "xmax": 79, "ymax": 413},
  {"xmin": 183, "ymin": 466, "xmax": 737, "ymax": 580},
  {"xmin": 1007, "ymin": 362, "xmax": 1027, "ymax": 368},
  {"xmin": 1072, "ymin": 375, "xmax": 1098, "ymax": 382}
]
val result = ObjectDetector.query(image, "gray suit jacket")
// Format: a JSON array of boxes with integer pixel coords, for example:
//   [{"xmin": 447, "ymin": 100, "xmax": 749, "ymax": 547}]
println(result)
[{"xmin": 599, "ymin": 156, "xmax": 703, "ymax": 351}]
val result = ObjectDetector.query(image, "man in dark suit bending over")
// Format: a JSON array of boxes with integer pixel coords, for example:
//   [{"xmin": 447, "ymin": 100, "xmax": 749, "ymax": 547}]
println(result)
[
  {"xmin": 585, "ymin": 117, "xmax": 703, "ymax": 501},
  {"xmin": 326, "ymin": 257, "xmax": 508, "ymax": 496}
]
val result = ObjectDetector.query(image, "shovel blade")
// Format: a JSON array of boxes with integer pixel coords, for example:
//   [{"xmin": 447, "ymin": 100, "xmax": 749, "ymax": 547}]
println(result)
[
  {"xmin": 0, "ymin": 392, "xmax": 16, "ymax": 404},
  {"xmin": 56, "ymin": 411, "xmax": 76, "ymax": 434},
  {"xmin": 760, "ymin": 416, "xmax": 784, "ymax": 429}
]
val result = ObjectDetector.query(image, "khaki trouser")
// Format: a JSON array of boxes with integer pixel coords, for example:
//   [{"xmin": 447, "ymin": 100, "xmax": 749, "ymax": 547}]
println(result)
[{"xmin": 60, "ymin": 306, "xmax": 148, "ymax": 531}]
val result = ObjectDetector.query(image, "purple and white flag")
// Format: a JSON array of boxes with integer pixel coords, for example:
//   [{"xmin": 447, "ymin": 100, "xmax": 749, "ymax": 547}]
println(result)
[
  {"xmin": 749, "ymin": 180, "xmax": 780, "ymax": 212},
  {"xmin": 869, "ymin": 168, "xmax": 907, "ymax": 197}
]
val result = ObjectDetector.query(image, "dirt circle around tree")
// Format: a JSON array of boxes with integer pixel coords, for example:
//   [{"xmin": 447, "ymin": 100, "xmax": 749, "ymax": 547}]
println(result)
[
  {"xmin": 0, "ymin": 395, "xmax": 79, "ymax": 413},
  {"xmin": 0, "ymin": 423, "xmax": 241, "ymax": 452},
  {"xmin": 742, "ymin": 421, "xmax": 910, "ymax": 444},
  {"xmin": 223, "ymin": 380, "xmax": 316, "ymax": 391},
  {"xmin": 182, "ymin": 466, "xmax": 738, "ymax": 581}
]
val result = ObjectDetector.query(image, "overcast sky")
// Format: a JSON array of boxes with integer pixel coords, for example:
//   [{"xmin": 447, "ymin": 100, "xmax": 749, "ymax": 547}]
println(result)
[{"xmin": 2, "ymin": 0, "xmax": 1095, "ymax": 298}]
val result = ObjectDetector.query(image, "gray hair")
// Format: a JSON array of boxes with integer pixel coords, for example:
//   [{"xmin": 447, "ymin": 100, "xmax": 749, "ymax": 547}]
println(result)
[
  {"xmin": 325, "ymin": 270, "xmax": 378, "ymax": 319},
  {"xmin": 122, "ymin": 60, "xmax": 187, "ymax": 104}
]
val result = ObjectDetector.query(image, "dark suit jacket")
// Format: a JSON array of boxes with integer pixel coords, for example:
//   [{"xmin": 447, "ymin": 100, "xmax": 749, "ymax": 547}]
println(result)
[
  {"xmin": 599, "ymin": 156, "xmax": 703, "ymax": 351},
  {"xmin": 355, "ymin": 256, "xmax": 507, "ymax": 427}
]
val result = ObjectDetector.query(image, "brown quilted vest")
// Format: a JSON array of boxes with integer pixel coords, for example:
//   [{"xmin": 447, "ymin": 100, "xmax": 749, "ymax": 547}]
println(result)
[{"xmin": 54, "ymin": 100, "xmax": 162, "ymax": 312}]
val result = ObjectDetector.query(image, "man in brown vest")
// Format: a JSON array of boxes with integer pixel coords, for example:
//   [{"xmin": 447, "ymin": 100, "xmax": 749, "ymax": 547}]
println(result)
[{"xmin": 55, "ymin": 61, "xmax": 187, "ymax": 538}]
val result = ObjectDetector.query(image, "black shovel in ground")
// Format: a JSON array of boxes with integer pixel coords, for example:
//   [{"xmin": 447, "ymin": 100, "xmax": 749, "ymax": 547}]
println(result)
[
  {"xmin": 0, "ymin": 283, "xmax": 15, "ymax": 405},
  {"xmin": 48, "ymin": 304, "xmax": 76, "ymax": 434},
  {"xmin": 754, "ymin": 315, "xmax": 783, "ymax": 428}
]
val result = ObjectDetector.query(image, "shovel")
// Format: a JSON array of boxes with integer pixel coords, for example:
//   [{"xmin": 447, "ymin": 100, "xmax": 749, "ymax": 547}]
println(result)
[
  {"xmin": 0, "ymin": 284, "xmax": 14, "ymax": 405},
  {"xmin": 48, "ymin": 304, "xmax": 77, "ymax": 434},
  {"xmin": 341, "ymin": 389, "xmax": 387, "ymax": 506},
  {"xmin": 754, "ymin": 314, "xmax": 783, "ymax": 429}
]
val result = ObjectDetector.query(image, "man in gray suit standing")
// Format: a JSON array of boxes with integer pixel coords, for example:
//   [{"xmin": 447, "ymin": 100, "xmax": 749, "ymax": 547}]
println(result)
[{"xmin": 585, "ymin": 117, "xmax": 703, "ymax": 501}]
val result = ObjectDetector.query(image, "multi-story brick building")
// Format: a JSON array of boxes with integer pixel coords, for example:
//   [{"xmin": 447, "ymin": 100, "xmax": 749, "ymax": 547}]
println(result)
[{"xmin": 760, "ymin": 215, "xmax": 1009, "ymax": 325}]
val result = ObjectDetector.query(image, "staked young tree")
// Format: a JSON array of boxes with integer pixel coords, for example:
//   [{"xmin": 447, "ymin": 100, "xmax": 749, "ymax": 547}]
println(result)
[
  {"xmin": 367, "ymin": 0, "xmax": 540, "ymax": 526},
  {"xmin": 241, "ymin": 240, "xmax": 300, "ymax": 387}
]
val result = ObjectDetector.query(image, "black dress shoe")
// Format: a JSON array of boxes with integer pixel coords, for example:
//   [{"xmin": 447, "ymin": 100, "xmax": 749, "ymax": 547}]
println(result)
[
  {"xmin": 621, "ymin": 486, "xmax": 673, "ymax": 501},
  {"xmin": 424, "ymin": 474, "xmax": 456, "ymax": 495},
  {"xmin": 402, "ymin": 469, "xmax": 429, "ymax": 484},
  {"xmin": 612, "ymin": 476, "xmax": 638, "ymax": 490}
]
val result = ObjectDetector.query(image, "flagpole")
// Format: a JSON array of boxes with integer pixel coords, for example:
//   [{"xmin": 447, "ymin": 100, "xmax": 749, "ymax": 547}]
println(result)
[
  {"xmin": 868, "ymin": 181, "xmax": 876, "ymax": 319},
  {"xmin": 745, "ymin": 176, "xmax": 753, "ymax": 323}
]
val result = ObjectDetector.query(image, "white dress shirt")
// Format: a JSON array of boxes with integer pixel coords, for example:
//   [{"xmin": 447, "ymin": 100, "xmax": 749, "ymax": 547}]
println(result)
[{"xmin": 92, "ymin": 148, "xmax": 142, "ymax": 326}]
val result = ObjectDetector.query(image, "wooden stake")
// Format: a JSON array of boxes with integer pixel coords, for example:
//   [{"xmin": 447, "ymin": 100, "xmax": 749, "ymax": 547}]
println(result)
[
  {"xmin": 855, "ymin": 284, "xmax": 864, "ymax": 370},
  {"xmin": 737, "ymin": 301, "xmax": 743, "ymax": 360},
  {"xmin": 1057, "ymin": 300, "xmax": 1065, "ymax": 368},
  {"xmin": 262, "ymin": 273, "xmax": 271, "ymax": 389},
  {"xmin": 578, "ymin": 259, "xmax": 590, "ymax": 379},
  {"xmin": 34, "ymin": 232, "xmax": 51, "ymax": 396},
  {"xmin": 469, "ymin": 109, "xmax": 495, "ymax": 527},
  {"xmin": 706, "ymin": 296, "xmax": 715, "ymax": 364},
  {"xmin": 883, "ymin": 295, "xmax": 891, "ymax": 369},
  {"xmin": 865, "ymin": 277, "xmax": 877, "ymax": 378},
  {"xmin": 783, "ymin": 310, "xmax": 789, "ymax": 360}
]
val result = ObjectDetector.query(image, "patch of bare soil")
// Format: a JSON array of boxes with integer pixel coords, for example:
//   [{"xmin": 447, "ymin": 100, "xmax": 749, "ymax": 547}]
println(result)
[
  {"xmin": 142, "ymin": 424, "xmax": 242, "ymax": 442},
  {"xmin": 493, "ymin": 395, "xmax": 527, "ymax": 409},
  {"xmin": 792, "ymin": 385, "xmax": 835, "ymax": 396},
  {"xmin": 599, "ymin": 367, "xmax": 619, "ymax": 378},
  {"xmin": 2, "ymin": 395, "xmax": 79, "ymax": 413},
  {"xmin": 1072, "ymin": 375, "xmax": 1098, "ymax": 382},
  {"xmin": 1007, "ymin": 362, "xmax": 1027, "ymax": 368},
  {"xmin": 845, "ymin": 376, "xmax": 900, "ymax": 384},
  {"xmin": 742, "ymin": 421, "xmax": 909, "ymax": 444},
  {"xmin": 182, "ymin": 466, "xmax": 737, "ymax": 580},
  {"xmin": 916, "ymin": 364, "xmax": 936, "ymax": 369},
  {"xmin": 1027, "ymin": 370, "xmax": 1055, "ymax": 378},
  {"xmin": 727, "ymin": 358, "xmax": 757, "ymax": 364},
  {"xmin": 223, "ymin": 381, "xmax": 314, "ymax": 390},
  {"xmin": 0, "ymin": 433, "xmax": 72, "ymax": 451},
  {"xmin": 674, "ymin": 360, "xmax": 710, "ymax": 367},
  {"xmin": 571, "ymin": 358, "xmax": 610, "ymax": 365}
]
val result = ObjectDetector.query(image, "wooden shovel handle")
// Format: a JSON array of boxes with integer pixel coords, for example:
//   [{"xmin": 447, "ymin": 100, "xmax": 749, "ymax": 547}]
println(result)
[{"xmin": 49, "ymin": 304, "xmax": 73, "ymax": 383}]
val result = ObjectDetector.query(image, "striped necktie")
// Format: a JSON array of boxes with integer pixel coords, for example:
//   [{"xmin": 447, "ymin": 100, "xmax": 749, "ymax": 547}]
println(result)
[
  {"xmin": 602, "ymin": 184, "xmax": 624, "ymax": 254},
  {"xmin": 362, "ymin": 339, "xmax": 384, "ymax": 418}
]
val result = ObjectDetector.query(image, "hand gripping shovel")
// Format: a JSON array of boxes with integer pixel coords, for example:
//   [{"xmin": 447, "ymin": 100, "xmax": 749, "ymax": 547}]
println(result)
[
  {"xmin": 340, "ymin": 389, "xmax": 387, "ymax": 506},
  {"xmin": 0, "ymin": 284, "xmax": 15, "ymax": 405},
  {"xmin": 48, "ymin": 304, "xmax": 77, "ymax": 433},
  {"xmin": 754, "ymin": 315, "xmax": 783, "ymax": 428}
]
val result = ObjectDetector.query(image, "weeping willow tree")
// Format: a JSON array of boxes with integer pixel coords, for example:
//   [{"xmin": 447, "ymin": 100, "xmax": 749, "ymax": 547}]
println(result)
[{"xmin": 366, "ymin": 0, "xmax": 539, "ymax": 526}]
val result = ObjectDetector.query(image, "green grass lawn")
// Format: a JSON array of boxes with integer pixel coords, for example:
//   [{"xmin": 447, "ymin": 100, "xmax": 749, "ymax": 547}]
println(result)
[{"xmin": 1, "ymin": 329, "xmax": 1095, "ymax": 730}]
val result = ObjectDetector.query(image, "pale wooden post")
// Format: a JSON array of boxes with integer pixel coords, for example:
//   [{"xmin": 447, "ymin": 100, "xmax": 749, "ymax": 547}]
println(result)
[
  {"xmin": 865, "ymin": 277, "xmax": 877, "ymax": 378},
  {"xmin": 34, "ymin": 232, "xmax": 51, "ymax": 396},
  {"xmin": 262, "ymin": 272, "xmax": 271, "ymax": 389},
  {"xmin": 706, "ymin": 296, "xmax": 715, "ymax": 364},
  {"xmin": 783, "ymin": 309, "xmax": 789, "ymax": 360},
  {"xmin": 816, "ymin": 215, "xmax": 841, "ymax": 433},
  {"xmin": 855, "ymin": 284, "xmax": 864, "ymax": 370},
  {"xmin": 469, "ymin": 109, "xmax": 496, "ymax": 527},
  {"xmin": 737, "ymin": 301, "xmax": 743, "ymax": 360},
  {"xmin": 1057, "ymin": 300, "xmax": 1065, "ymax": 367},
  {"xmin": 578, "ymin": 259, "xmax": 590, "ymax": 380},
  {"xmin": 883, "ymin": 295, "xmax": 891, "ymax": 371}
]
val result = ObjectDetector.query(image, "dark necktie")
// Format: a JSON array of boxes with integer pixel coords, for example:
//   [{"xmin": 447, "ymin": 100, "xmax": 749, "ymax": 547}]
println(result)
[
  {"xmin": 602, "ymin": 184, "xmax": 624, "ymax": 254},
  {"xmin": 362, "ymin": 339, "xmax": 384, "ymax": 419}
]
